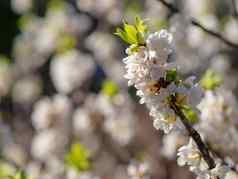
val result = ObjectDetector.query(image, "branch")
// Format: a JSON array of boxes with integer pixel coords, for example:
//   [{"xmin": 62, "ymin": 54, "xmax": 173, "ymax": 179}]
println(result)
[
  {"xmin": 169, "ymin": 96, "xmax": 216, "ymax": 169},
  {"xmin": 157, "ymin": 0, "xmax": 238, "ymax": 49}
]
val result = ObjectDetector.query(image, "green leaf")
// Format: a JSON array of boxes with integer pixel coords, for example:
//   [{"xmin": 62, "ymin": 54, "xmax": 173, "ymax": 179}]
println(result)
[
  {"xmin": 16, "ymin": 171, "xmax": 27, "ymax": 179},
  {"xmin": 135, "ymin": 16, "xmax": 148, "ymax": 33},
  {"xmin": 124, "ymin": 23, "xmax": 138, "ymax": 44},
  {"xmin": 101, "ymin": 80, "xmax": 119, "ymax": 98},
  {"xmin": 155, "ymin": 19, "xmax": 168, "ymax": 30},
  {"xmin": 181, "ymin": 105, "xmax": 199, "ymax": 124},
  {"xmin": 65, "ymin": 143, "xmax": 91, "ymax": 173},
  {"xmin": 0, "ymin": 163, "xmax": 12, "ymax": 178},
  {"xmin": 114, "ymin": 16, "xmax": 147, "ymax": 45},
  {"xmin": 47, "ymin": 0, "xmax": 65, "ymax": 10},
  {"xmin": 136, "ymin": 32, "xmax": 145, "ymax": 45},
  {"xmin": 17, "ymin": 15, "xmax": 34, "ymax": 31},
  {"xmin": 8, "ymin": 171, "xmax": 29, "ymax": 179},
  {"xmin": 200, "ymin": 69, "xmax": 223, "ymax": 90},
  {"xmin": 114, "ymin": 28, "xmax": 130, "ymax": 43},
  {"xmin": 56, "ymin": 34, "xmax": 76, "ymax": 54},
  {"xmin": 165, "ymin": 68, "xmax": 177, "ymax": 82}
]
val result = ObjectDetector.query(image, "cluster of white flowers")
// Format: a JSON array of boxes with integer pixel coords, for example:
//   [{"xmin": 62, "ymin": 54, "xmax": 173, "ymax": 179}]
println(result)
[
  {"xmin": 123, "ymin": 29, "xmax": 202, "ymax": 133},
  {"xmin": 177, "ymin": 138, "xmax": 232, "ymax": 179},
  {"xmin": 119, "ymin": 20, "xmax": 237, "ymax": 178}
]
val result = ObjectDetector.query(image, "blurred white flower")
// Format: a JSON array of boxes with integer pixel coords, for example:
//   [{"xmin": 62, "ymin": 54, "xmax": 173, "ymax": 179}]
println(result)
[
  {"xmin": 67, "ymin": 170, "xmax": 100, "ymax": 179},
  {"xmin": 0, "ymin": 121, "xmax": 12, "ymax": 151},
  {"xmin": 225, "ymin": 171, "xmax": 238, "ymax": 179},
  {"xmin": 95, "ymin": 93, "xmax": 136, "ymax": 146},
  {"xmin": 224, "ymin": 18, "xmax": 238, "ymax": 43},
  {"xmin": 103, "ymin": 117, "xmax": 135, "ymax": 146},
  {"xmin": 161, "ymin": 131, "xmax": 186, "ymax": 159},
  {"xmin": 128, "ymin": 161, "xmax": 150, "ymax": 179},
  {"xmin": 0, "ymin": 61, "xmax": 13, "ymax": 97},
  {"xmin": 50, "ymin": 50, "xmax": 95, "ymax": 94},
  {"xmin": 12, "ymin": 75, "xmax": 41, "ymax": 104},
  {"xmin": 86, "ymin": 31, "xmax": 117, "ymax": 62},
  {"xmin": 11, "ymin": 0, "xmax": 32, "ymax": 14},
  {"xmin": 31, "ymin": 129, "xmax": 68, "ymax": 161},
  {"xmin": 77, "ymin": 0, "xmax": 121, "ymax": 24},
  {"xmin": 73, "ymin": 108, "xmax": 94, "ymax": 135},
  {"xmin": 3, "ymin": 143, "xmax": 27, "ymax": 166},
  {"xmin": 13, "ymin": 34, "xmax": 47, "ymax": 73},
  {"xmin": 184, "ymin": 0, "xmax": 207, "ymax": 18},
  {"xmin": 32, "ymin": 95, "xmax": 72, "ymax": 131},
  {"xmin": 25, "ymin": 162, "xmax": 41, "ymax": 179},
  {"xmin": 197, "ymin": 89, "xmax": 238, "ymax": 160}
]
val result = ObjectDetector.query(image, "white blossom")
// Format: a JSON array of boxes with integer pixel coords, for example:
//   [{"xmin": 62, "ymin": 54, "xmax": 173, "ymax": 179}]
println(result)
[
  {"xmin": 197, "ymin": 89, "xmax": 238, "ymax": 160},
  {"xmin": 177, "ymin": 138, "xmax": 231, "ymax": 179},
  {"xmin": 177, "ymin": 138, "xmax": 208, "ymax": 170},
  {"xmin": 31, "ymin": 129, "xmax": 68, "ymax": 161},
  {"xmin": 146, "ymin": 30, "xmax": 173, "ymax": 62},
  {"xmin": 31, "ymin": 95, "xmax": 72, "ymax": 131},
  {"xmin": 11, "ymin": 0, "xmax": 32, "ymax": 14},
  {"xmin": 50, "ymin": 50, "xmax": 95, "ymax": 94},
  {"xmin": 127, "ymin": 161, "xmax": 150, "ymax": 179},
  {"xmin": 12, "ymin": 76, "xmax": 41, "ymax": 104}
]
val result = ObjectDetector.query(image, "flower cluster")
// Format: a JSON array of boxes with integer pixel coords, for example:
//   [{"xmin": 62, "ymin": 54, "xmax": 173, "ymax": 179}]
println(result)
[
  {"xmin": 177, "ymin": 138, "xmax": 231, "ymax": 179},
  {"xmin": 118, "ymin": 18, "xmax": 202, "ymax": 134},
  {"xmin": 116, "ymin": 17, "xmax": 236, "ymax": 179}
]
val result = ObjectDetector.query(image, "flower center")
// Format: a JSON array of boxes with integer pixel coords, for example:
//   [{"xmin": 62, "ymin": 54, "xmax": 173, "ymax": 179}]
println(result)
[{"xmin": 188, "ymin": 151, "xmax": 201, "ymax": 160}]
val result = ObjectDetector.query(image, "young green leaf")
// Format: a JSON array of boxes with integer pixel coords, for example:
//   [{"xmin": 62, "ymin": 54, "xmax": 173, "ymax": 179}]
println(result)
[
  {"xmin": 8, "ymin": 171, "xmax": 29, "ymax": 179},
  {"xmin": 65, "ymin": 143, "xmax": 91, "ymax": 173},
  {"xmin": 135, "ymin": 16, "xmax": 148, "ymax": 33},
  {"xmin": 114, "ymin": 28, "xmax": 129, "ymax": 43},
  {"xmin": 181, "ymin": 105, "xmax": 199, "ymax": 124},
  {"xmin": 101, "ymin": 80, "xmax": 119, "ymax": 98},
  {"xmin": 200, "ymin": 69, "xmax": 222, "ymax": 90},
  {"xmin": 124, "ymin": 23, "xmax": 138, "ymax": 44},
  {"xmin": 114, "ymin": 16, "xmax": 147, "ymax": 45},
  {"xmin": 165, "ymin": 68, "xmax": 177, "ymax": 82}
]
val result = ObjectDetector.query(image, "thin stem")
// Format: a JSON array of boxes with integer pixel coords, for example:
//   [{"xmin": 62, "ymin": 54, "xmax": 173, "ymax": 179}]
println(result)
[
  {"xmin": 157, "ymin": 0, "xmax": 238, "ymax": 49},
  {"xmin": 169, "ymin": 95, "xmax": 216, "ymax": 169}
]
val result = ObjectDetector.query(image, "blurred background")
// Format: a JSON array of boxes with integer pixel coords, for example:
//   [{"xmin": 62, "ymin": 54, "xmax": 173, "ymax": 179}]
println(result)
[{"xmin": 0, "ymin": 0, "xmax": 238, "ymax": 179}]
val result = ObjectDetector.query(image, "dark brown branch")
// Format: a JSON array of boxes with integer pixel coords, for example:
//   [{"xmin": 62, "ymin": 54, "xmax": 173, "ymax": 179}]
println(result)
[
  {"xmin": 157, "ymin": 0, "xmax": 238, "ymax": 49},
  {"xmin": 169, "ymin": 96, "xmax": 216, "ymax": 169},
  {"xmin": 190, "ymin": 19, "xmax": 238, "ymax": 49}
]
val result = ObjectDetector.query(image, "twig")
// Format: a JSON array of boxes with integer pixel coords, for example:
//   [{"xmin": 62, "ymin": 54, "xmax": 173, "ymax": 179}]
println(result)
[
  {"xmin": 157, "ymin": 0, "xmax": 238, "ymax": 49},
  {"xmin": 169, "ymin": 95, "xmax": 216, "ymax": 169},
  {"xmin": 190, "ymin": 19, "xmax": 238, "ymax": 49}
]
